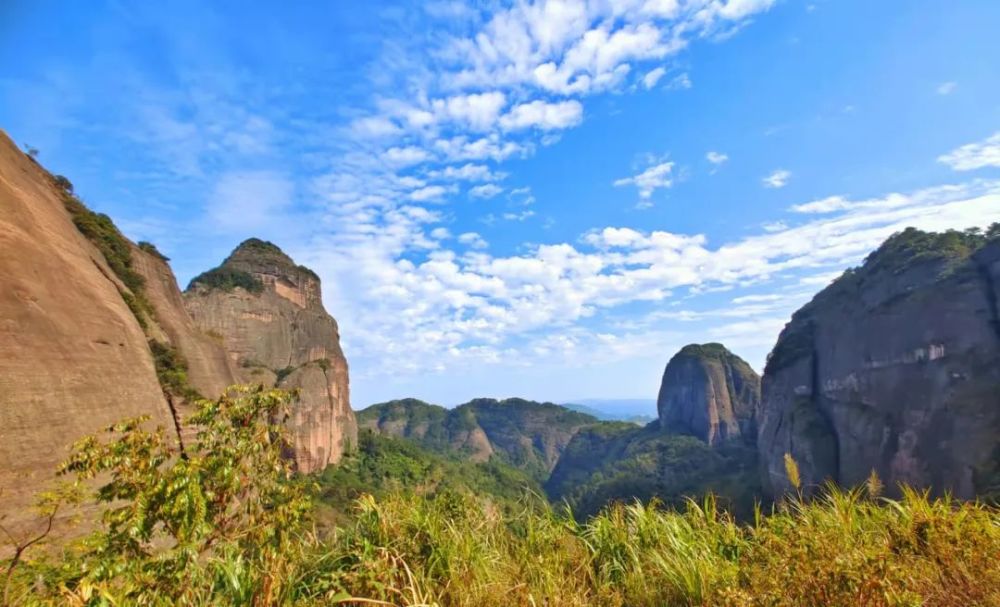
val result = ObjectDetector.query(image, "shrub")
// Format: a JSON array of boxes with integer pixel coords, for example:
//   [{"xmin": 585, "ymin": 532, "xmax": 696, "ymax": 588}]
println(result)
[
  {"xmin": 60, "ymin": 192, "xmax": 154, "ymax": 323},
  {"xmin": 149, "ymin": 339, "xmax": 201, "ymax": 400},
  {"xmin": 187, "ymin": 266, "xmax": 264, "ymax": 293},
  {"xmin": 137, "ymin": 240, "xmax": 169, "ymax": 261}
]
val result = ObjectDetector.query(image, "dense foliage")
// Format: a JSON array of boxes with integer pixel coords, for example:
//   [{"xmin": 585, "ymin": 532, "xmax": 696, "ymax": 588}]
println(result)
[
  {"xmin": 187, "ymin": 266, "xmax": 264, "ymax": 293},
  {"xmin": 3, "ymin": 386, "xmax": 311, "ymax": 605},
  {"xmin": 359, "ymin": 397, "xmax": 598, "ymax": 484},
  {"xmin": 60, "ymin": 190, "xmax": 153, "ymax": 324},
  {"xmin": 312, "ymin": 430, "xmax": 542, "ymax": 526},
  {"xmin": 148, "ymin": 339, "xmax": 202, "ymax": 401},
  {"xmin": 547, "ymin": 424, "xmax": 762, "ymax": 519}
]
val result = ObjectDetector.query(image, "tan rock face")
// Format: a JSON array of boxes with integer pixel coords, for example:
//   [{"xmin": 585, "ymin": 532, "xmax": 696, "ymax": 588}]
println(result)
[
  {"xmin": 657, "ymin": 343, "xmax": 760, "ymax": 446},
  {"xmin": 0, "ymin": 131, "xmax": 175, "ymax": 529},
  {"xmin": 183, "ymin": 239, "xmax": 356, "ymax": 472},
  {"xmin": 130, "ymin": 243, "xmax": 240, "ymax": 446}
]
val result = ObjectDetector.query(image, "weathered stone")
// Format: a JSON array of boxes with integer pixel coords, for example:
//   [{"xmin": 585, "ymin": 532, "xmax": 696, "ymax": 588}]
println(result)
[
  {"xmin": 0, "ymin": 130, "xmax": 174, "ymax": 530},
  {"xmin": 758, "ymin": 228, "xmax": 1000, "ymax": 499},
  {"xmin": 183, "ymin": 239, "xmax": 356, "ymax": 472},
  {"xmin": 657, "ymin": 343, "xmax": 760, "ymax": 446}
]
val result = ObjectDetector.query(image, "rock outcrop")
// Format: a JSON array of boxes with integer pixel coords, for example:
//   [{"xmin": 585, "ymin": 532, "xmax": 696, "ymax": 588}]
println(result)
[
  {"xmin": 758, "ymin": 227, "xmax": 1000, "ymax": 499},
  {"xmin": 184, "ymin": 239, "xmax": 356, "ymax": 472},
  {"xmin": 657, "ymin": 343, "xmax": 760, "ymax": 446},
  {"xmin": 0, "ymin": 131, "xmax": 175, "ymax": 529}
]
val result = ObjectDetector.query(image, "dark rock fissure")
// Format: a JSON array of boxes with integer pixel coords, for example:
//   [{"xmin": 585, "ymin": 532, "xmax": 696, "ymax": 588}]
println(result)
[{"xmin": 975, "ymin": 257, "xmax": 1000, "ymax": 343}]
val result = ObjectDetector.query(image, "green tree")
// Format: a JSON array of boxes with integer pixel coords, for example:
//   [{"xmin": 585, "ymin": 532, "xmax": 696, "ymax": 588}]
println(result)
[{"xmin": 46, "ymin": 385, "xmax": 311, "ymax": 605}]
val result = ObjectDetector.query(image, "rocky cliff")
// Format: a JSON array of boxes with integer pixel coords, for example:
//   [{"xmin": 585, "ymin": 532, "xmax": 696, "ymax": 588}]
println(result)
[
  {"xmin": 758, "ymin": 227, "xmax": 1000, "ymax": 499},
  {"xmin": 657, "ymin": 343, "xmax": 760, "ymax": 446},
  {"xmin": 184, "ymin": 239, "xmax": 357, "ymax": 472},
  {"xmin": 0, "ymin": 131, "xmax": 176, "ymax": 530},
  {"xmin": 358, "ymin": 397, "xmax": 597, "ymax": 481}
]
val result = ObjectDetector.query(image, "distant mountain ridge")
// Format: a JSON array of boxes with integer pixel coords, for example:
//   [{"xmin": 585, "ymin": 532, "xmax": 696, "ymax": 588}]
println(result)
[{"xmin": 357, "ymin": 397, "xmax": 597, "ymax": 482}]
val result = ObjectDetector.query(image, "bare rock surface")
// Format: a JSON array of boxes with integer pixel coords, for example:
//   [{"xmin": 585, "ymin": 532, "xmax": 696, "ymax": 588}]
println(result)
[
  {"xmin": 183, "ymin": 239, "xmax": 356, "ymax": 472},
  {"xmin": 657, "ymin": 343, "xmax": 760, "ymax": 446},
  {"xmin": 758, "ymin": 228, "xmax": 1000, "ymax": 499},
  {"xmin": 0, "ymin": 131, "xmax": 174, "ymax": 529}
]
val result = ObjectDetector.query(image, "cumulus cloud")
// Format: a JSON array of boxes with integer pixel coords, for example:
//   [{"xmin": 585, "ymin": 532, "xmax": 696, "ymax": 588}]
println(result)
[
  {"xmin": 614, "ymin": 160, "xmax": 674, "ymax": 199},
  {"xmin": 938, "ymin": 132, "xmax": 1000, "ymax": 171},
  {"xmin": 382, "ymin": 145, "xmax": 433, "ymax": 168},
  {"xmin": 706, "ymin": 151, "xmax": 728, "ymax": 165},
  {"xmin": 762, "ymin": 169, "xmax": 791, "ymax": 188},
  {"xmin": 499, "ymin": 99, "xmax": 583, "ymax": 131},
  {"xmin": 470, "ymin": 183, "xmax": 504, "ymax": 198},
  {"xmin": 642, "ymin": 66, "xmax": 667, "ymax": 88},
  {"xmin": 458, "ymin": 232, "xmax": 489, "ymax": 249}
]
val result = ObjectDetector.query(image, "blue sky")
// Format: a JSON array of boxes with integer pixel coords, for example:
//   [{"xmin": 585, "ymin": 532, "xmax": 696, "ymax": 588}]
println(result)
[{"xmin": 3, "ymin": 1, "xmax": 1000, "ymax": 411}]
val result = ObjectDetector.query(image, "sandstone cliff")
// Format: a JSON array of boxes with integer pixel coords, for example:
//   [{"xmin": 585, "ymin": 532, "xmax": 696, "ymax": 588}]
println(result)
[
  {"xmin": 184, "ymin": 239, "xmax": 357, "ymax": 472},
  {"xmin": 758, "ymin": 227, "xmax": 1000, "ymax": 499},
  {"xmin": 0, "ymin": 131, "xmax": 175, "ymax": 529},
  {"xmin": 657, "ymin": 343, "xmax": 760, "ymax": 446}
]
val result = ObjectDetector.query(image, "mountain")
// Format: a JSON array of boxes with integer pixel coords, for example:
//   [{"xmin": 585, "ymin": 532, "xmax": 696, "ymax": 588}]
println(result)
[
  {"xmin": 0, "ymin": 130, "xmax": 179, "ymax": 530},
  {"xmin": 547, "ymin": 343, "xmax": 763, "ymax": 517},
  {"xmin": 0, "ymin": 131, "xmax": 356, "ymax": 530},
  {"xmin": 357, "ymin": 397, "xmax": 597, "ymax": 481},
  {"xmin": 183, "ymin": 239, "xmax": 357, "ymax": 472},
  {"xmin": 657, "ymin": 343, "xmax": 760, "ymax": 446},
  {"xmin": 546, "ymin": 423, "xmax": 760, "ymax": 518},
  {"xmin": 758, "ymin": 226, "xmax": 1000, "ymax": 499}
]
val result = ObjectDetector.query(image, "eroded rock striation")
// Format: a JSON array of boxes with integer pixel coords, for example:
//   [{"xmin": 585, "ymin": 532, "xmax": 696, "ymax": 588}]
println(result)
[
  {"xmin": 758, "ymin": 227, "xmax": 1000, "ymax": 499},
  {"xmin": 657, "ymin": 343, "xmax": 760, "ymax": 446},
  {"xmin": 184, "ymin": 239, "xmax": 356, "ymax": 472}
]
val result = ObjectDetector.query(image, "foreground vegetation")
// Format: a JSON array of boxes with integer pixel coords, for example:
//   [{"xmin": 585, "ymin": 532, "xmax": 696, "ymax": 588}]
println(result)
[{"xmin": 4, "ymin": 387, "xmax": 999, "ymax": 606}]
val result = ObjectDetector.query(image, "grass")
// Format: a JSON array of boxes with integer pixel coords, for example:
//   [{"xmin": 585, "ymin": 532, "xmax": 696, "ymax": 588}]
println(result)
[{"xmin": 5, "ymin": 389, "xmax": 998, "ymax": 607}]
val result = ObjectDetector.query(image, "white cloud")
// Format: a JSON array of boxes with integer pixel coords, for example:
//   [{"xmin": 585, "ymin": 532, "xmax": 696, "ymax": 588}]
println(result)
[
  {"xmin": 382, "ymin": 145, "xmax": 433, "ymax": 168},
  {"xmin": 430, "ymin": 91, "xmax": 508, "ymax": 131},
  {"xmin": 706, "ymin": 151, "xmax": 728, "ymax": 165},
  {"xmin": 430, "ymin": 227, "xmax": 451, "ymax": 240},
  {"xmin": 350, "ymin": 115, "xmax": 401, "ymax": 138},
  {"xmin": 410, "ymin": 185, "xmax": 451, "ymax": 201},
  {"xmin": 642, "ymin": 66, "xmax": 667, "ymax": 89},
  {"xmin": 427, "ymin": 163, "xmax": 504, "ymax": 182},
  {"xmin": 499, "ymin": 99, "xmax": 583, "ymax": 131},
  {"xmin": 614, "ymin": 160, "xmax": 674, "ymax": 199},
  {"xmin": 936, "ymin": 81, "xmax": 958, "ymax": 95},
  {"xmin": 762, "ymin": 169, "xmax": 791, "ymax": 188},
  {"xmin": 938, "ymin": 132, "xmax": 1000, "ymax": 171},
  {"xmin": 666, "ymin": 72, "xmax": 692, "ymax": 89},
  {"xmin": 503, "ymin": 210, "xmax": 536, "ymax": 221},
  {"xmin": 470, "ymin": 183, "xmax": 504, "ymax": 199},
  {"xmin": 458, "ymin": 232, "xmax": 488, "ymax": 249}
]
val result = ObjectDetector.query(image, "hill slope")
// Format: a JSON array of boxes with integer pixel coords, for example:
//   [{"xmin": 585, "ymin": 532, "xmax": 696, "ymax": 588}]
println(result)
[{"xmin": 358, "ymin": 397, "xmax": 597, "ymax": 482}]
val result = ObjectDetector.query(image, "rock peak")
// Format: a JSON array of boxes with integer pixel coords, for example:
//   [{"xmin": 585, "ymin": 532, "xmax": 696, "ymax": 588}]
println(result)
[{"xmin": 657, "ymin": 342, "xmax": 760, "ymax": 446}]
